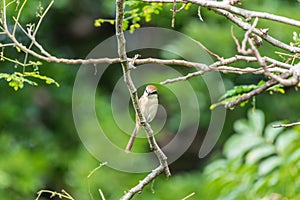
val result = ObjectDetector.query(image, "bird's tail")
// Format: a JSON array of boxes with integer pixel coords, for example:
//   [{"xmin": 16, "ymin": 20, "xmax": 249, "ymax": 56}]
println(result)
[{"xmin": 125, "ymin": 125, "xmax": 140, "ymax": 153}]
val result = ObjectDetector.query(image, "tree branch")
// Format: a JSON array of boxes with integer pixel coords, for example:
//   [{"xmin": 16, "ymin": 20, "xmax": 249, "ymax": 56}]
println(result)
[
  {"xmin": 273, "ymin": 121, "xmax": 300, "ymax": 128},
  {"xmin": 211, "ymin": 8, "xmax": 300, "ymax": 53},
  {"xmin": 120, "ymin": 165, "xmax": 165, "ymax": 200},
  {"xmin": 143, "ymin": 0, "xmax": 300, "ymax": 28},
  {"xmin": 143, "ymin": 0, "xmax": 300, "ymax": 53},
  {"xmin": 115, "ymin": 0, "xmax": 170, "ymax": 198}
]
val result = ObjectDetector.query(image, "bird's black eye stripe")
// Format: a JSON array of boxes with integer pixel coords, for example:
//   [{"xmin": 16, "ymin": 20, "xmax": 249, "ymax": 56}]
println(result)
[{"xmin": 149, "ymin": 91, "xmax": 158, "ymax": 95}]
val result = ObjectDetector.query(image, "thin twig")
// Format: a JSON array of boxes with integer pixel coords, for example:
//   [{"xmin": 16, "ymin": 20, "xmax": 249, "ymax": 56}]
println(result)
[
  {"xmin": 190, "ymin": 37, "xmax": 223, "ymax": 61},
  {"xmin": 143, "ymin": 0, "xmax": 300, "ymax": 28},
  {"xmin": 87, "ymin": 162, "xmax": 107, "ymax": 200},
  {"xmin": 23, "ymin": 0, "xmax": 54, "ymax": 64},
  {"xmin": 12, "ymin": 17, "xmax": 52, "ymax": 57},
  {"xmin": 170, "ymin": 0, "xmax": 187, "ymax": 27},
  {"xmin": 12, "ymin": 0, "xmax": 27, "ymax": 36},
  {"xmin": 212, "ymin": 8, "xmax": 300, "ymax": 53},
  {"xmin": 225, "ymin": 79, "xmax": 277, "ymax": 109},
  {"xmin": 248, "ymin": 30, "xmax": 297, "ymax": 86},
  {"xmin": 120, "ymin": 165, "xmax": 165, "ymax": 200},
  {"xmin": 171, "ymin": 0, "xmax": 177, "ymax": 28},
  {"xmin": 98, "ymin": 189, "xmax": 106, "ymax": 200},
  {"xmin": 35, "ymin": 189, "xmax": 75, "ymax": 200},
  {"xmin": 224, "ymin": 70, "xmax": 291, "ymax": 109},
  {"xmin": 273, "ymin": 121, "xmax": 300, "ymax": 128},
  {"xmin": 161, "ymin": 70, "xmax": 204, "ymax": 84},
  {"xmin": 197, "ymin": 6, "xmax": 203, "ymax": 22},
  {"xmin": 181, "ymin": 192, "xmax": 196, "ymax": 200}
]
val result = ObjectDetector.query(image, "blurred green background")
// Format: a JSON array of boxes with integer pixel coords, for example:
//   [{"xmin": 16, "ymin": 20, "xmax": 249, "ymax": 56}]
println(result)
[{"xmin": 1, "ymin": 0, "xmax": 300, "ymax": 199}]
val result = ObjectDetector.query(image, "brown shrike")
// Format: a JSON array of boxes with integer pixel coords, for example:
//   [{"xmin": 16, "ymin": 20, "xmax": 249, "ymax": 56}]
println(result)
[{"xmin": 125, "ymin": 85, "xmax": 158, "ymax": 153}]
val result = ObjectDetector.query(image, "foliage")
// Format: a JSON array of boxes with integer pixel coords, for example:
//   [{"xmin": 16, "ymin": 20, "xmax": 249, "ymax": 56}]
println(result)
[
  {"xmin": 0, "ymin": 0, "xmax": 59, "ymax": 90},
  {"xmin": 0, "ymin": 71, "xmax": 59, "ymax": 91},
  {"xmin": 291, "ymin": 31, "xmax": 300, "ymax": 47},
  {"xmin": 115, "ymin": 109, "xmax": 300, "ymax": 200},
  {"xmin": 1, "ymin": 0, "xmax": 300, "ymax": 200},
  {"xmin": 210, "ymin": 81, "xmax": 285, "ymax": 110},
  {"xmin": 202, "ymin": 109, "xmax": 300, "ymax": 199},
  {"xmin": 94, "ymin": 1, "xmax": 163, "ymax": 33},
  {"xmin": 275, "ymin": 32, "xmax": 300, "ymax": 65}
]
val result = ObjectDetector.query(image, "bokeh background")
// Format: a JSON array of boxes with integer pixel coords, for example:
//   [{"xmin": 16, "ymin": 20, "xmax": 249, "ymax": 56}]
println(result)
[{"xmin": 1, "ymin": 0, "xmax": 300, "ymax": 199}]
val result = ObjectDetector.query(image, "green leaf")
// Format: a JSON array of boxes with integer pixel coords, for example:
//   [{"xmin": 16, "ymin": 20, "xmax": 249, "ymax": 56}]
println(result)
[
  {"xmin": 0, "ymin": 71, "xmax": 58, "ymax": 90},
  {"xmin": 15, "ymin": 46, "xmax": 21, "ymax": 52},
  {"xmin": 233, "ymin": 118, "xmax": 252, "ymax": 134},
  {"xmin": 224, "ymin": 133, "xmax": 263, "ymax": 160},
  {"xmin": 219, "ymin": 85, "xmax": 258, "ymax": 101},
  {"xmin": 109, "ymin": 20, "xmax": 115, "ymax": 25},
  {"xmin": 258, "ymin": 156, "xmax": 282, "ymax": 176},
  {"xmin": 245, "ymin": 145, "xmax": 276, "ymax": 165},
  {"xmin": 123, "ymin": 20, "xmax": 129, "ymax": 31},
  {"xmin": 287, "ymin": 149, "xmax": 300, "ymax": 164},
  {"xmin": 203, "ymin": 108, "xmax": 300, "ymax": 199},
  {"xmin": 276, "ymin": 130, "xmax": 298, "ymax": 155},
  {"xmin": 248, "ymin": 109, "xmax": 265, "ymax": 135},
  {"xmin": 264, "ymin": 121, "xmax": 284, "ymax": 143},
  {"xmin": 267, "ymin": 84, "xmax": 285, "ymax": 94},
  {"xmin": 24, "ymin": 72, "xmax": 60, "ymax": 87},
  {"xmin": 210, "ymin": 95, "xmax": 242, "ymax": 110}
]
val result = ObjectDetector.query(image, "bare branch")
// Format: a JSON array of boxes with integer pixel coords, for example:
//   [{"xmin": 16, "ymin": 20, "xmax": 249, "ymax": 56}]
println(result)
[
  {"xmin": 212, "ymin": 8, "xmax": 300, "ymax": 53},
  {"xmin": 0, "ymin": 43, "xmax": 14, "ymax": 47},
  {"xmin": 225, "ymin": 79, "xmax": 277, "ymax": 109},
  {"xmin": 120, "ymin": 165, "xmax": 165, "ymax": 200},
  {"xmin": 247, "ymin": 26, "xmax": 299, "ymax": 86},
  {"xmin": 12, "ymin": 17, "xmax": 52, "ymax": 57},
  {"xmin": 143, "ymin": 0, "xmax": 300, "ymax": 28},
  {"xmin": 143, "ymin": 0, "xmax": 300, "ymax": 53},
  {"xmin": 181, "ymin": 192, "xmax": 196, "ymax": 200},
  {"xmin": 190, "ymin": 38, "xmax": 223, "ymax": 61},
  {"xmin": 171, "ymin": 0, "xmax": 177, "ymax": 28},
  {"xmin": 12, "ymin": 0, "xmax": 27, "ymax": 36},
  {"xmin": 224, "ymin": 70, "xmax": 293, "ymax": 109},
  {"xmin": 273, "ymin": 121, "xmax": 300, "ymax": 128},
  {"xmin": 23, "ymin": 0, "xmax": 54, "ymax": 64},
  {"xmin": 170, "ymin": 0, "xmax": 187, "ymax": 27},
  {"xmin": 161, "ymin": 70, "xmax": 204, "ymax": 84},
  {"xmin": 115, "ymin": 0, "xmax": 170, "ymax": 198}
]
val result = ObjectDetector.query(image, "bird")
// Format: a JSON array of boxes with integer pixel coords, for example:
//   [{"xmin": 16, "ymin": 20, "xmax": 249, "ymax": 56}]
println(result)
[{"xmin": 125, "ymin": 85, "xmax": 158, "ymax": 153}]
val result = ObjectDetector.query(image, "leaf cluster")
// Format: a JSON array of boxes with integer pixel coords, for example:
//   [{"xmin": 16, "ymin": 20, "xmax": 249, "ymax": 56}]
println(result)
[
  {"xmin": 0, "ymin": 0, "xmax": 59, "ymax": 91},
  {"xmin": 202, "ymin": 109, "xmax": 300, "ymax": 199},
  {"xmin": 0, "ymin": 71, "xmax": 59, "ymax": 91},
  {"xmin": 291, "ymin": 32, "xmax": 300, "ymax": 47},
  {"xmin": 94, "ymin": 1, "xmax": 163, "ymax": 33},
  {"xmin": 210, "ymin": 81, "xmax": 285, "ymax": 110}
]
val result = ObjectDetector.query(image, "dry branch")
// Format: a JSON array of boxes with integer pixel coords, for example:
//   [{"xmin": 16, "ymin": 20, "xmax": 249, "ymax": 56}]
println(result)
[{"xmin": 115, "ymin": 0, "xmax": 170, "ymax": 199}]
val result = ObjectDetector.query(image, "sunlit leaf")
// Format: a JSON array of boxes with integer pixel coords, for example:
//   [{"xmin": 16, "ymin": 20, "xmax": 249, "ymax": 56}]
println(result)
[
  {"xmin": 258, "ymin": 156, "xmax": 282, "ymax": 176},
  {"xmin": 233, "ymin": 118, "xmax": 252, "ymax": 134},
  {"xmin": 219, "ymin": 85, "xmax": 258, "ymax": 101},
  {"xmin": 287, "ymin": 149, "xmax": 300, "ymax": 164},
  {"xmin": 24, "ymin": 72, "xmax": 60, "ymax": 87},
  {"xmin": 276, "ymin": 130, "xmax": 298, "ymax": 155},
  {"xmin": 264, "ymin": 121, "xmax": 284, "ymax": 143},
  {"xmin": 248, "ymin": 109, "xmax": 264, "ymax": 135},
  {"xmin": 246, "ymin": 145, "xmax": 276, "ymax": 165},
  {"xmin": 224, "ymin": 133, "xmax": 263, "ymax": 160}
]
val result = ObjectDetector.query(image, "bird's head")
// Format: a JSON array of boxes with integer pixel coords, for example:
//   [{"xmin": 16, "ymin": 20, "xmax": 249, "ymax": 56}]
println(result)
[{"xmin": 145, "ymin": 85, "xmax": 158, "ymax": 97}]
